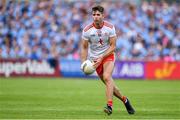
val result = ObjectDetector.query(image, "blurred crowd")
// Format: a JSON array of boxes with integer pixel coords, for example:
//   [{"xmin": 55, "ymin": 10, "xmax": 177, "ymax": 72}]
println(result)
[{"xmin": 0, "ymin": 0, "xmax": 179, "ymax": 61}]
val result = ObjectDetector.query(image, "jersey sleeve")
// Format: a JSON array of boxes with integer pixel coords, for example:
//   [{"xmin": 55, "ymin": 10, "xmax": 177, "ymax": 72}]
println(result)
[
  {"xmin": 82, "ymin": 30, "xmax": 89, "ymax": 41},
  {"xmin": 109, "ymin": 26, "xmax": 116, "ymax": 37}
]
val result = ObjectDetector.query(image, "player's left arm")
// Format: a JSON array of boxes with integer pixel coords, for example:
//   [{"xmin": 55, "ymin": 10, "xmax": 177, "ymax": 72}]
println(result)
[
  {"xmin": 101, "ymin": 36, "xmax": 116, "ymax": 58},
  {"xmin": 93, "ymin": 36, "xmax": 116, "ymax": 68},
  {"xmin": 102, "ymin": 25, "xmax": 117, "ymax": 58}
]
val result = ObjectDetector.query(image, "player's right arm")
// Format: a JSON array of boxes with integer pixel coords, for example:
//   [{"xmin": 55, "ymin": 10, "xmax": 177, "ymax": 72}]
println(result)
[
  {"xmin": 81, "ymin": 24, "xmax": 91, "ymax": 63},
  {"xmin": 80, "ymin": 39, "xmax": 88, "ymax": 63}
]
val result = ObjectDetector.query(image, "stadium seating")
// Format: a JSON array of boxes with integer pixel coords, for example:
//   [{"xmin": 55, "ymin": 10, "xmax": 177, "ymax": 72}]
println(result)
[{"xmin": 0, "ymin": 0, "xmax": 179, "ymax": 61}]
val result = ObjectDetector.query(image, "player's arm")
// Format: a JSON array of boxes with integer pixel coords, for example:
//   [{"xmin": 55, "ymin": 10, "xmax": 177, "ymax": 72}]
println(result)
[
  {"xmin": 101, "ymin": 36, "xmax": 116, "ymax": 58},
  {"xmin": 93, "ymin": 36, "xmax": 116, "ymax": 68},
  {"xmin": 80, "ymin": 39, "xmax": 89, "ymax": 63}
]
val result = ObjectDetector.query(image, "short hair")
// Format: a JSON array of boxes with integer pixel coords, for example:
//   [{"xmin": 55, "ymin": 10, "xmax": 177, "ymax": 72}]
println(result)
[{"xmin": 92, "ymin": 5, "xmax": 104, "ymax": 13}]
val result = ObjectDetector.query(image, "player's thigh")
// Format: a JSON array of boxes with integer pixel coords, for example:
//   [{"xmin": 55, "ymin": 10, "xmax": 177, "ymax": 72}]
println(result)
[{"xmin": 103, "ymin": 61, "xmax": 114, "ymax": 80}]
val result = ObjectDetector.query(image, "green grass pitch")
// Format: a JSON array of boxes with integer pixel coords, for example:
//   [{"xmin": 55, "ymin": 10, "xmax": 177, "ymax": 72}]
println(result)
[{"xmin": 0, "ymin": 77, "xmax": 180, "ymax": 119}]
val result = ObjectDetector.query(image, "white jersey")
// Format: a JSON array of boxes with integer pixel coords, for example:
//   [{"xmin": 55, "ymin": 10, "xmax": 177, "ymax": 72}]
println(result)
[{"xmin": 82, "ymin": 21, "xmax": 116, "ymax": 60}]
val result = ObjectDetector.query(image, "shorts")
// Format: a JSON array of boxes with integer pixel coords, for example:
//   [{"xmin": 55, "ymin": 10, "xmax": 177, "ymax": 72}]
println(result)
[{"xmin": 94, "ymin": 53, "xmax": 115, "ymax": 76}]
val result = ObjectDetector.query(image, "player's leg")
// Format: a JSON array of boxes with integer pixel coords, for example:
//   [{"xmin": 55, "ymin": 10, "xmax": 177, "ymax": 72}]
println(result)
[
  {"xmin": 113, "ymin": 84, "xmax": 124, "ymax": 100},
  {"xmin": 99, "ymin": 75, "xmax": 124, "ymax": 101},
  {"xmin": 100, "ymin": 75, "xmax": 135, "ymax": 114},
  {"xmin": 100, "ymin": 61, "xmax": 135, "ymax": 114},
  {"xmin": 102, "ymin": 61, "xmax": 115, "ymax": 115},
  {"xmin": 103, "ymin": 61, "xmax": 115, "ymax": 103}
]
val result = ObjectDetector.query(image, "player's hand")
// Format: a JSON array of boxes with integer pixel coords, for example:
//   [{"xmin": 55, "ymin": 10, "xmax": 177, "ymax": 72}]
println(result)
[
  {"xmin": 93, "ymin": 56, "xmax": 103, "ymax": 68},
  {"xmin": 80, "ymin": 61, "xmax": 86, "ymax": 70}
]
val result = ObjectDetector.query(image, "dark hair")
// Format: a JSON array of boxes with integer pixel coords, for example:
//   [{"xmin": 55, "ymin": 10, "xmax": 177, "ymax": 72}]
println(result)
[{"xmin": 92, "ymin": 5, "xmax": 104, "ymax": 13}]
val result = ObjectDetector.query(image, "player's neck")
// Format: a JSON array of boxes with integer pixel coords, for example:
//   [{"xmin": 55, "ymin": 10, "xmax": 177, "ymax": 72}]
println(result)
[{"xmin": 93, "ymin": 21, "xmax": 104, "ymax": 29}]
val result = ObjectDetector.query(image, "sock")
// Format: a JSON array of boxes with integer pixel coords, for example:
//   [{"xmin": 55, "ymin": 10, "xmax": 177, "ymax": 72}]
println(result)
[
  {"xmin": 107, "ymin": 100, "xmax": 113, "ymax": 107},
  {"xmin": 122, "ymin": 96, "xmax": 127, "ymax": 103}
]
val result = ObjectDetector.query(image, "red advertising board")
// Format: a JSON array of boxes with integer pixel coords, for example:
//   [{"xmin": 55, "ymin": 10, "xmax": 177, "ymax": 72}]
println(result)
[
  {"xmin": 0, "ymin": 59, "xmax": 60, "ymax": 77},
  {"xmin": 145, "ymin": 61, "xmax": 180, "ymax": 80}
]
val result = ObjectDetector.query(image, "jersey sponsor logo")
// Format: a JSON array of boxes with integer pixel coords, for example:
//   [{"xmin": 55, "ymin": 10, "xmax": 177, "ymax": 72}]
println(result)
[{"xmin": 97, "ymin": 29, "xmax": 102, "ymax": 37}]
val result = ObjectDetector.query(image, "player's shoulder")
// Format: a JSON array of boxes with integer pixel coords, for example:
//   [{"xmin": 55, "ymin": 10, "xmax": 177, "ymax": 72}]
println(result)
[
  {"xmin": 104, "ymin": 21, "xmax": 114, "ymax": 29},
  {"xmin": 83, "ymin": 23, "xmax": 93, "ymax": 32}
]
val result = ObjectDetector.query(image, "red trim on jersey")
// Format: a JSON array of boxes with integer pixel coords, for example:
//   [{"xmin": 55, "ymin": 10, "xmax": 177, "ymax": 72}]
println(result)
[
  {"xmin": 104, "ymin": 21, "xmax": 113, "ymax": 29},
  {"xmin": 84, "ymin": 24, "xmax": 93, "ymax": 32},
  {"xmin": 85, "ymin": 21, "xmax": 113, "ymax": 31},
  {"xmin": 93, "ymin": 21, "xmax": 104, "ymax": 29}
]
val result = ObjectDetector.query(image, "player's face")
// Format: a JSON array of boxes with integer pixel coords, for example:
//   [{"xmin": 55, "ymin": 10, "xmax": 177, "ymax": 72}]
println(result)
[{"xmin": 92, "ymin": 11, "xmax": 104, "ymax": 24}]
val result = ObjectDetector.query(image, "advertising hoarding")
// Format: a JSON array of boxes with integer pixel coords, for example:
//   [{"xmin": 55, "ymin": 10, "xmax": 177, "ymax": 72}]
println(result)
[
  {"xmin": 145, "ymin": 61, "xmax": 180, "ymax": 80},
  {"xmin": 0, "ymin": 59, "xmax": 60, "ymax": 77}
]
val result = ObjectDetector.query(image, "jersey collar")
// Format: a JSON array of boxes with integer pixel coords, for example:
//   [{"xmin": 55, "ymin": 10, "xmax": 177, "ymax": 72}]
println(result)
[{"xmin": 93, "ymin": 21, "xmax": 104, "ymax": 29}]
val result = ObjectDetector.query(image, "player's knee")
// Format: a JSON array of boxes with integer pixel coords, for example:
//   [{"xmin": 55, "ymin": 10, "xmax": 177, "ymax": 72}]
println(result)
[{"xmin": 103, "ymin": 74, "xmax": 111, "ymax": 82}]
